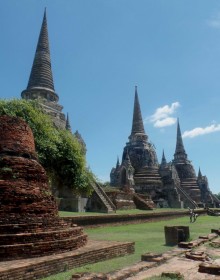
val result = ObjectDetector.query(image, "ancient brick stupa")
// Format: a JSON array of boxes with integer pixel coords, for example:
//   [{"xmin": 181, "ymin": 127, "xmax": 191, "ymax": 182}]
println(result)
[{"xmin": 0, "ymin": 115, "xmax": 87, "ymax": 260}]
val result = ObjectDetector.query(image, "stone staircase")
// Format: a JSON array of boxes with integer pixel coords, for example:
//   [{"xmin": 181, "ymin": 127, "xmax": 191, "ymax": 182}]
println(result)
[
  {"xmin": 91, "ymin": 182, "xmax": 116, "ymax": 213},
  {"xmin": 133, "ymin": 193, "xmax": 155, "ymax": 210},
  {"xmin": 134, "ymin": 166, "xmax": 163, "ymax": 186},
  {"xmin": 170, "ymin": 165, "xmax": 199, "ymax": 208},
  {"xmin": 211, "ymin": 194, "xmax": 220, "ymax": 206},
  {"xmin": 180, "ymin": 178, "xmax": 201, "ymax": 204},
  {"xmin": 176, "ymin": 183, "xmax": 198, "ymax": 209}
]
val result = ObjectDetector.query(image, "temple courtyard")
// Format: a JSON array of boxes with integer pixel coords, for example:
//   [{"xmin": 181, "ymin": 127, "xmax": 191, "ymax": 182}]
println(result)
[{"xmin": 1, "ymin": 213, "xmax": 219, "ymax": 280}]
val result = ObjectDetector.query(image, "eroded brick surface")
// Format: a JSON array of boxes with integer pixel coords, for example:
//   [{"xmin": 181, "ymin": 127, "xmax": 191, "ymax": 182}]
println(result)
[
  {"xmin": 0, "ymin": 116, "xmax": 88, "ymax": 260},
  {"xmin": 0, "ymin": 116, "xmax": 36, "ymax": 159}
]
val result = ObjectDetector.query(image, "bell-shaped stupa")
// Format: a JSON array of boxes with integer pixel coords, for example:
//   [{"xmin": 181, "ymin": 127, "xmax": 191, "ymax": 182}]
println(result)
[{"xmin": 0, "ymin": 115, "xmax": 87, "ymax": 260}]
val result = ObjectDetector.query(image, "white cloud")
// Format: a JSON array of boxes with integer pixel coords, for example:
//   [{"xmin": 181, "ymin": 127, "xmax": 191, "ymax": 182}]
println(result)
[
  {"xmin": 154, "ymin": 117, "xmax": 177, "ymax": 128},
  {"xmin": 207, "ymin": 12, "xmax": 220, "ymax": 28},
  {"xmin": 182, "ymin": 124, "xmax": 220, "ymax": 138},
  {"xmin": 146, "ymin": 102, "xmax": 180, "ymax": 128}
]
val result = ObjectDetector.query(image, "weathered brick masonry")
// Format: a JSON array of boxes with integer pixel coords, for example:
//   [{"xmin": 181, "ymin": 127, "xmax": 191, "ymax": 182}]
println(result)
[
  {"xmin": 0, "ymin": 115, "xmax": 87, "ymax": 260},
  {"xmin": 0, "ymin": 240, "xmax": 135, "ymax": 280}
]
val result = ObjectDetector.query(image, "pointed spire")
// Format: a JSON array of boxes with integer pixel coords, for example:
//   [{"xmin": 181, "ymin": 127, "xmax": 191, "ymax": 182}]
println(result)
[
  {"xmin": 131, "ymin": 86, "xmax": 145, "ymax": 135},
  {"xmin": 21, "ymin": 8, "xmax": 66, "ymax": 130},
  {"xmin": 161, "ymin": 150, "xmax": 167, "ymax": 166},
  {"xmin": 65, "ymin": 113, "xmax": 71, "ymax": 132},
  {"xmin": 27, "ymin": 9, "xmax": 55, "ymax": 92},
  {"xmin": 173, "ymin": 119, "xmax": 187, "ymax": 162},
  {"xmin": 198, "ymin": 167, "xmax": 202, "ymax": 179},
  {"xmin": 175, "ymin": 119, "xmax": 186, "ymax": 153},
  {"xmin": 116, "ymin": 156, "xmax": 120, "ymax": 169}
]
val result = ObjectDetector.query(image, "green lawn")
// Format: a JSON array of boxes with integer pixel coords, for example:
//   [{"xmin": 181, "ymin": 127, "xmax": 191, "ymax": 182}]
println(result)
[{"xmin": 43, "ymin": 214, "xmax": 220, "ymax": 280}]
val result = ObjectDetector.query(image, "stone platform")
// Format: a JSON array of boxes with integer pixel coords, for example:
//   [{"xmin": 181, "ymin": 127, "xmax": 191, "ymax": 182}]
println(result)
[{"xmin": 0, "ymin": 240, "xmax": 134, "ymax": 280}]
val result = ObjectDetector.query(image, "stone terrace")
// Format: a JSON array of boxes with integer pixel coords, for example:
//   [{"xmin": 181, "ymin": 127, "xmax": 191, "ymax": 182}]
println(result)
[
  {"xmin": 0, "ymin": 240, "xmax": 134, "ymax": 280},
  {"xmin": 63, "ymin": 209, "xmax": 206, "ymax": 227}
]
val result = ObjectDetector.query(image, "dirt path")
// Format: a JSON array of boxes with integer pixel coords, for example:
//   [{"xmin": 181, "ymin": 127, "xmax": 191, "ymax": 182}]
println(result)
[{"xmin": 127, "ymin": 245, "xmax": 220, "ymax": 280}]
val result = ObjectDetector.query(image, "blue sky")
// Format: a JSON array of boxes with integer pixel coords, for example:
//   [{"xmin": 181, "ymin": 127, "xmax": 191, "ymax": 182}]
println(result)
[{"xmin": 1, "ymin": 1, "xmax": 220, "ymax": 194}]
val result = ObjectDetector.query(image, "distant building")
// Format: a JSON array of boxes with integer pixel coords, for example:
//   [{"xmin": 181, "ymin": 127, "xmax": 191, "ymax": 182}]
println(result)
[
  {"xmin": 21, "ymin": 10, "xmax": 87, "ymax": 211},
  {"xmin": 110, "ymin": 87, "xmax": 219, "ymax": 208},
  {"xmin": 21, "ymin": 9, "xmax": 86, "ymax": 153},
  {"xmin": 21, "ymin": 9, "xmax": 66, "ymax": 129}
]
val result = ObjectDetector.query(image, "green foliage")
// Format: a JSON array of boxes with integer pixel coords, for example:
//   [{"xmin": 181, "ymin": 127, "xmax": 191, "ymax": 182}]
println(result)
[{"xmin": 0, "ymin": 99, "xmax": 94, "ymax": 194}]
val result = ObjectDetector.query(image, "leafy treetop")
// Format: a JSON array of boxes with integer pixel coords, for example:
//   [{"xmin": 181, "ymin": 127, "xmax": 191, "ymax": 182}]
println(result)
[{"xmin": 0, "ymin": 99, "xmax": 94, "ymax": 195}]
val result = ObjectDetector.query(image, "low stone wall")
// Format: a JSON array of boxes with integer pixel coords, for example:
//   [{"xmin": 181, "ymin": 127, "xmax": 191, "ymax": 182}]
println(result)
[
  {"xmin": 63, "ymin": 209, "xmax": 206, "ymax": 227},
  {"xmin": 0, "ymin": 240, "xmax": 134, "ymax": 280}
]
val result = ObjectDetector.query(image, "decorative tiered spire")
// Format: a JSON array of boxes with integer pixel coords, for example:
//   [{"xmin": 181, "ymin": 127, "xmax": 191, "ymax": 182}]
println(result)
[
  {"xmin": 26, "ymin": 9, "xmax": 55, "ymax": 92},
  {"xmin": 21, "ymin": 10, "xmax": 67, "ymax": 130},
  {"xmin": 198, "ymin": 167, "xmax": 202, "ymax": 179},
  {"xmin": 116, "ymin": 156, "xmax": 120, "ymax": 169},
  {"xmin": 130, "ymin": 86, "xmax": 145, "ymax": 136},
  {"xmin": 173, "ymin": 119, "xmax": 187, "ymax": 163},
  {"xmin": 161, "ymin": 150, "xmax": 167, "ymax": 166},
  {"xmin": 65, "ymin": 113, "xmax": 71, "ymax": 132}
]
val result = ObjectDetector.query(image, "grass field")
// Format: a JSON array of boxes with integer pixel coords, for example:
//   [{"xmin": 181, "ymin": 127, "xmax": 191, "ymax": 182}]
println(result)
[{"xmin": 42, "ymin": 213, "xmax": 220, "ymax": 280}]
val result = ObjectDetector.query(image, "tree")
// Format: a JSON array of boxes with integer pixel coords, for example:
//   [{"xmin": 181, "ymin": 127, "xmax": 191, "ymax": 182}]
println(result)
[{"xmin": 0, "ymin": 99, "xmax": 94, "ymax": 195}]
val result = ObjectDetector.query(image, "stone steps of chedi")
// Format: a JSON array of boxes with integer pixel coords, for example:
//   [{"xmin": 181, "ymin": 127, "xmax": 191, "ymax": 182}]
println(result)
[
  {"xmin": 0, "ymin": 226, "xmax": 84, "ymax": 244},
  {"xmin": 134, "ymin": 167, "xmax": 163, "ymax": 185},
  {"xmin": 0, "ymin": 221, "xmax": 73, "ymax": 233},
  {"xmin": 0, "ymin": 115, "xmax": 87, "ymax": 260},
  {"xmin": 180, "ymin": 179, "xmax": 201, "ymax": 202},
  {"xmin": 0, "ymin": 234, "xmax": 87, "ymax": 261}
]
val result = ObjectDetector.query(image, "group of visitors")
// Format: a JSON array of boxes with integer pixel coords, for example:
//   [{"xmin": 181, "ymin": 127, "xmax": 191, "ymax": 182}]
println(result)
[{"xmin": 188, "ymin": 207, "xmax": 199, "ymax": 223}]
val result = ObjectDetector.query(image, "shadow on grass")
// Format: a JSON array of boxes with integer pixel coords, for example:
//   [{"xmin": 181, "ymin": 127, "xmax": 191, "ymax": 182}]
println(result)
[{"xmin": 162, "ymin": 243, "xmax": 176, "ymax": 248}]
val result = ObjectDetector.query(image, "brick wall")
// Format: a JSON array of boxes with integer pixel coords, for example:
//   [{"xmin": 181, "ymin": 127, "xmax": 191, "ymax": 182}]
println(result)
[
  {"xmin": 0, "ymin": 115, "xmax": 36, "ymax": 159},
  {"xmin": 0, "ymin": 241, "xmax": 134, "ymax": 280},
  {"xmin": 63, "ymin": 209, "xmax": 206, "ymax": 227}
]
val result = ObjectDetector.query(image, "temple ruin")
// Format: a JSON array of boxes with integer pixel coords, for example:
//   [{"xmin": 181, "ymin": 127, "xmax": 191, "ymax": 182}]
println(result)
[
  {"xmin": 0, "ymin": 115, "xmax": 87, "ymax": 260},
  {"xmin": 20, "ymin": 10, "xmax": 87, "ymax": 212},
  {"xmin": 110, "ymin": 87, "xmax": 219, "ymax": 208},
  {"xmin": 20, "ymin": 9, "xmax": 86, "ymax": 152}
]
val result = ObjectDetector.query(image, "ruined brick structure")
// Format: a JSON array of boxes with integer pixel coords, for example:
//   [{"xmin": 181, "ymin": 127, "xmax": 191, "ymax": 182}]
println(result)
[
  {"xmin": 0, "ymin": 115, "xmax": 87, "ymax": 260},
  {"xmin": 110, "ymin": 87, "xmax": 219, "ymax": 208}
]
